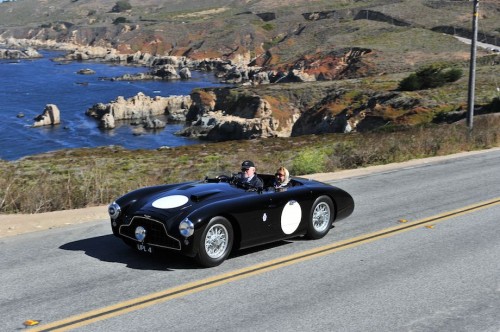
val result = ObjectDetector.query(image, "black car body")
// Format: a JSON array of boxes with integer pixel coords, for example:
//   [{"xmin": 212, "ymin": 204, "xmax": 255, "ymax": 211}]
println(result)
[{"xmin": 108, "ymin": 174, "xmax": 354, "ymax": 267}]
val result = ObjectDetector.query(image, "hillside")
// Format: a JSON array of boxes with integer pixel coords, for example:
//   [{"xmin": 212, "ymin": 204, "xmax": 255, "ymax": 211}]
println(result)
[{"xmin": 1, "ymin": 0, "xmax": 499, "ymax": 73}]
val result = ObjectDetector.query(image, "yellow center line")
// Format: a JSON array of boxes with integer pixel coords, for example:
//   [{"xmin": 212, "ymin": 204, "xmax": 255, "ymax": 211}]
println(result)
[{"xmin": 32, "ymin": 197, "xmax": 500, "ymax": 332}]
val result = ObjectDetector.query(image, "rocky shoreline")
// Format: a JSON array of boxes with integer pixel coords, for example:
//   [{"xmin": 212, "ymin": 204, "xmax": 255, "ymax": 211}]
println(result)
[
  {"xmin": 1, "ymin": 36, "xmax": 373, "ymax": 85},
  {"xmin": 0, "ymin": 38, "xmax": 373, "ymax": 140},
  {"xmin": 2, "ymin": 37, "xmax": 496, "ymax": 142}
]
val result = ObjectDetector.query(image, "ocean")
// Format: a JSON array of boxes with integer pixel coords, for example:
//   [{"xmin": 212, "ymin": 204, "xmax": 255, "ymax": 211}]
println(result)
[{"xmin": 0, "ymin": 50, "xmax": 226, "ymax": 161}]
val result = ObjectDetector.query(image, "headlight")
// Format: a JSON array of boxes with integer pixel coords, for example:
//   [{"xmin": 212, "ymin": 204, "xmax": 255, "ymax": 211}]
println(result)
[
  {"xmin": 179, "ymin": 218, "xmax": 194, "ymax": 237},
  {"xmin": 108, "ymin": 202, "xmax": 121, "ymax": 219}
]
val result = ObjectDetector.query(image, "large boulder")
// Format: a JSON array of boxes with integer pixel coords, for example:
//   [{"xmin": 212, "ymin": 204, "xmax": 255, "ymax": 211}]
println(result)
[
  {"xmin": 77, "ymin": 68, "xmax": 96, "ymax": 75},
  {"xmin": 151, "ymin": 64, "xmax": 180, "ymax": 80},
  {"xmin": 179, "ymin": 67, "xmax": 192, "ymax": 79},
  {"xmin": 143, "ymin": 117, "xmax": 166, "ymax": 129},
  {"xmin": 33, "ymin": 104, "xmax": 61, "ymax": 127},
  {"xmin": 99, "ymin": 113, "xmax": 115, "ymax": 129}
]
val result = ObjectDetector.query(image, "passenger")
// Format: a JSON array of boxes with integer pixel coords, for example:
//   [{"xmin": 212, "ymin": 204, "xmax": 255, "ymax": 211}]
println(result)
[
  {"xmin": 238, "ymin": 160, "xmax": 264, "ymax": 190},
  {"xmin": 273, "ymin": 166, "xmax": 291, "ymax": 191}
]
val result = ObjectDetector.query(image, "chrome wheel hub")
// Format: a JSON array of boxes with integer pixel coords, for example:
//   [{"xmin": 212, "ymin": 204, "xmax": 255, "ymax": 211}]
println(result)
[
  {"xmin": 312, "ymin": 202, "xmax": 330, "ymax": 232},
  {"xmin": 205, "ymin": 224, "xmax": 228, "ymax": 259}
]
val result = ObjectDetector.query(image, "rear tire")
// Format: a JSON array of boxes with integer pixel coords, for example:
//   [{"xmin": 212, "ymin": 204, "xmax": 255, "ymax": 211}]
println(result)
[
  {"xmin": 195, "ymin": 217, "xmax": 233, "ymax": 267},
  {"xmin": 305, "ymin": 196, "xmax": 334, "ymax": 239}
]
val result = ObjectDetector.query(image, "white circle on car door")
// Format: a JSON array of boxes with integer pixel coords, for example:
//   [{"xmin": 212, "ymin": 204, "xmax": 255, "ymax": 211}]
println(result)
[{"xmin": 281, "ymin": 200, "xmax": 302, "ymax": 234}]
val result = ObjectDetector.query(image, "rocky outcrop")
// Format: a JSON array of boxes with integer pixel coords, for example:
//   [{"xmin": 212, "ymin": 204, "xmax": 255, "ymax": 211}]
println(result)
[
  {"xmin": 177, "ymin": 89, "xmax": 301, "ymax": 140},
  {"xmin": 292, "ymin": 90, "xmax": 431, "ymax": 136},
  {"xmin": 86, "ymin": 92, "xmax": 192, "ymax": 129},
  {"xmin": 176, "ymin": 83, "xmax": 442, "ymax": 141},
  {"xmin": 114, "ymin": 64, "xmax": 191, "ymax": 81},
  {"xmin": 0, "ymin": 47, "xmax": 42, "ymax": 59},
  {"xmin": 33, "ymin": 104, "xmax": 61, "ymax": 127},
  {"xmin": 274, "ymin": 48, "xmax": 374, "ymax": 82},
  {"xmin": 61, "ymin": 47, "xmax": 133, "ymax": 63},
  {"xmin": 112, "ymin": 64, "xmax": 192, "ymax": 81}
]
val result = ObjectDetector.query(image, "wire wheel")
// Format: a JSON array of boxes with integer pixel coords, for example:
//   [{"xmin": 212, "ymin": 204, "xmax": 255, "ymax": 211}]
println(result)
[
  {"xmin": 204, "ymin": 223, "xmax": 229, "ymax": 259},
  {"xmin": 196, "ymin": 217, "xmax": 233, "ymax": 267},
  {"xmin": 312, "ymin": 201, "xmax": 331, "ymax": 233},
  {"xmin": 306, "ymin": 196, "xmax": 334, "ymax": 239}
]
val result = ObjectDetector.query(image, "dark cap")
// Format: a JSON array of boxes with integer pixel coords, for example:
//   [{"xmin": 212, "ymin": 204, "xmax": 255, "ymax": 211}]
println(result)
[{"xmin": 241, "ymin": 160, "xmax": 255, "ymax": 168}]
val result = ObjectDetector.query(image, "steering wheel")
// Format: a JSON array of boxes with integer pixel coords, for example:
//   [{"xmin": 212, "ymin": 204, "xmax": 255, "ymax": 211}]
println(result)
[{"xmin": 215, "ymin": 175, "xmax": 231, "ymax": 183}]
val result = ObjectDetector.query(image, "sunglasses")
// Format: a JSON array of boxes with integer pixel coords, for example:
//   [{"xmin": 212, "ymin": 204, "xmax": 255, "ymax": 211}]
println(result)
[{"xmin": 242, "ymin": 168, "xmax": 250, "ymax": 171}]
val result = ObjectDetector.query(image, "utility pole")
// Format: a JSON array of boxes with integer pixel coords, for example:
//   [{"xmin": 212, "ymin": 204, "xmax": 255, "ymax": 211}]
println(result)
[{"xmin": 467, "ymin": 0, "xmax": 479, "ymax": 131}]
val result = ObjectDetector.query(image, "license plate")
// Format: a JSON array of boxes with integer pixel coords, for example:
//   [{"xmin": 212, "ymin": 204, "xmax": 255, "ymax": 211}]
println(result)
[{"xmin": 137, "ymin": 243, "xmax": 153, "ymax": 254}]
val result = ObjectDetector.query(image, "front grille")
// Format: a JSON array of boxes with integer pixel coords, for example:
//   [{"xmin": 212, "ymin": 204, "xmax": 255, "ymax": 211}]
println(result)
[{"xmin": 119, "ymin": 216, "xmax": 181, "ymax": 250}]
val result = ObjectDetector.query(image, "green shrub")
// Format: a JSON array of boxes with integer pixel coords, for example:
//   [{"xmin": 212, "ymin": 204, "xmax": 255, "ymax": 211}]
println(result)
[
  {"xmin": 398, "ymin": 63, "xmax": 463, "ymax": 91},
  {"xmin": 291, "ymin": 149, "xmax": 327, "ymax": 175},
  {"xmin": 444, "ymin": 67, "xmax": 463, "ymax": 82},
  {"xmin": 398, "ymin": 73, "xmax": 421, "ymax": 91}
]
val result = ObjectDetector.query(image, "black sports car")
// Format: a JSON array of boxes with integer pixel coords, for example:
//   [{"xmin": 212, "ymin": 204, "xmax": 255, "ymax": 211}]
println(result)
[{"xmin": 108, "ymin": 174, "xmax": 354, "ymax": 267}]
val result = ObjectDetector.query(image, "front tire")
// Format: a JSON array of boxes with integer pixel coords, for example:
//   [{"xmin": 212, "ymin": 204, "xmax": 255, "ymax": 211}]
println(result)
[
  {"xmin": 195, "ymin": 217, "xmax": 233, "ymax": 267},
  {"xmin": 306, "ymin": 196, "xmax": 334, "ymax": 239}
]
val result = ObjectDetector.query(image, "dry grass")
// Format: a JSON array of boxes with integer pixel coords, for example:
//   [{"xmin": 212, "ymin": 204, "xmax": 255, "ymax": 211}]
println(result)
[{"xmin": 1, "ymin": 114, "xmax": 499, "ymax": 214}]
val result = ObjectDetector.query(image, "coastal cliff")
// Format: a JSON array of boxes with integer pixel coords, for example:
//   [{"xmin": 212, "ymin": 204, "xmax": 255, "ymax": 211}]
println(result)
[
  {"xmin": 86, "ymin": 81, "xmax": 467, "ymax": 142},
  {"xmin": 177, "ymin": 83, "xmax": 442, "ymax": 140}
]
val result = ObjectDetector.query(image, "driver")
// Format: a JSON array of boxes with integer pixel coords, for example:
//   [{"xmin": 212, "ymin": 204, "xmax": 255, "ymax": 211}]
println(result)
[{"xmin": 238, "ymin": 160, "xmax": 263, "ymax": 189}]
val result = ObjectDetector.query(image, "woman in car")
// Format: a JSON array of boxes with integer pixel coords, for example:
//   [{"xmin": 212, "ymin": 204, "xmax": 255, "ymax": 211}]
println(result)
[{"xmin": 273, "ymin": 166, "xmax": 291, "ymax": 191}]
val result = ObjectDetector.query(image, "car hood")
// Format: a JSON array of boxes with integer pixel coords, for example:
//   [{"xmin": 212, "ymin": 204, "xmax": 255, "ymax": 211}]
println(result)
[{"xmin": 124, "ymin": 181, "xmax": 238, "ymax": 218}]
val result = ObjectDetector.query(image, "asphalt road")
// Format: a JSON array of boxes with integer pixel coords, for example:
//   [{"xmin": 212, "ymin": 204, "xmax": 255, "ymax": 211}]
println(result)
[{"xmin": 1, "ymin": 149, "xmax": 499, "ymax": 332}]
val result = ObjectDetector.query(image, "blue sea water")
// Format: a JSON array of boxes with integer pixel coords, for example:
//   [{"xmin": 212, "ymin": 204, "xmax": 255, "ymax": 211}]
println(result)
[{"xmin": 0, "ymin": 50, "xmax": 226, "ymax": 161}]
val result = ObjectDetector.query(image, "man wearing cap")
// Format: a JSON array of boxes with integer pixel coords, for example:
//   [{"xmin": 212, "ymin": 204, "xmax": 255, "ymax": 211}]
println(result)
[{"xmin": 238, "ymin": 160, "xmax": 264, "ymax": 189}]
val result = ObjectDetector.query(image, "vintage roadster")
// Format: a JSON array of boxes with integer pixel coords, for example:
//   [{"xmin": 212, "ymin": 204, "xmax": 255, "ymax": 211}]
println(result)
[{"xmin": 108, "ymin": 173, "xmax": 354, "ymax": 267}]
